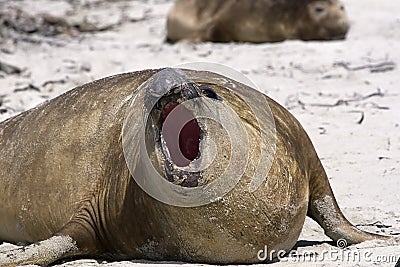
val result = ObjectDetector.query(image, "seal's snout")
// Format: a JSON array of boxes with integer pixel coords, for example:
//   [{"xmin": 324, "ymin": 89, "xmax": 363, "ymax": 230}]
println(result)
[
  {"xmin": 326, "ymin": 18, "xmax": 350, "ymax": 40},
  {"xmin": 142, "ymin": 68, "xmax": 225, "ymax": 189},
  {"xmin": 338, "ymin": 19, "xmax": 350, "ymax": 35},
  {"xmin": 328, "ymin": 9, "xmax": 350, "ymax": 38},
  {"xmin": 180, "ymin": 82, "xmax": 201, "ymax": 100}
]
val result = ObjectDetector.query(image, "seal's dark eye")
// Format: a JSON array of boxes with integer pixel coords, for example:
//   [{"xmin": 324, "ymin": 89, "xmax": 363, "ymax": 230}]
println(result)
[
  {"xmin": 199, "ymin": 85, "xmax": 221, "ymax": 100},
  {"xmin": 340, "ymin": 5, "xmax": 344, "ymax": 11},
  {"xmin": 314, "ymin": 6, "xmax": 325, "ymax": 13}
]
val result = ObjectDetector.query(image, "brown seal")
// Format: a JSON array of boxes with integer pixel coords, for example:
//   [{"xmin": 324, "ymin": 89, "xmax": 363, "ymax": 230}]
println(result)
[
  {"xmin": 166, "ymin": 0, "xmax": 350, "ymax": 43},
  {"xmin": 0, "ymin": 69, "xmax": 389, "ymax": 266}
]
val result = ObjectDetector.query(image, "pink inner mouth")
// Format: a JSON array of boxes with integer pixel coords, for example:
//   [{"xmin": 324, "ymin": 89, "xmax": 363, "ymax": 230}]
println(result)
[{"xmin": 162, "ymin": 103, "xmax": 201, "ymax": 167}]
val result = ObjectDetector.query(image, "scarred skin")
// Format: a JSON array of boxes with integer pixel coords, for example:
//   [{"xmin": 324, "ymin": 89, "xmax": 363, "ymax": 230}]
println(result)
[
  {"xmin": 0, "ymin": 69, "xmax": 388, "ymax": 266},
  {"xmin": 166, "ymin": 0, "xmax": 350, "ymax": 43}
]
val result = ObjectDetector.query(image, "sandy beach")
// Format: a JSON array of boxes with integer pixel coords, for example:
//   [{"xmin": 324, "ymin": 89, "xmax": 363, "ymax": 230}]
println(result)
[{"xmin": 0, "ymin": 0, "xmax": 399, "ymax": 266}]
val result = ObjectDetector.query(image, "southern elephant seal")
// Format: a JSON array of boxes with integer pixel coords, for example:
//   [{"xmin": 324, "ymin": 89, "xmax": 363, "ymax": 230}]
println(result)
[
  {"xmin": 0, "ymin": 67, "xmax": 390, "ymax": 266},
  {"xmin": 166, "ymin": 0, "xmax": 350, "ymax": 43}
]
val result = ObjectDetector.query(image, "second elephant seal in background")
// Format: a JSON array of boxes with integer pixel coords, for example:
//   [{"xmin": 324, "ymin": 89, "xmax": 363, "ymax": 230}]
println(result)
[{"xmin": 167, "ymin": 0, "xmax": 350, "ymax": 43}]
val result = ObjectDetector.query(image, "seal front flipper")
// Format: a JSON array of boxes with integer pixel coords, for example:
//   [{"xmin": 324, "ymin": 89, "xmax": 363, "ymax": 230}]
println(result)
[
  {"xmin": 307, "ymin": 155, "xmax": 390, "ymax": 245},
  {"xmin": 0, "ymin": 216, "xmax": 101, "ymax": 267},
  {"xmin": 0, "ymin": 235, "xmax": 77, "ymax": 267}
]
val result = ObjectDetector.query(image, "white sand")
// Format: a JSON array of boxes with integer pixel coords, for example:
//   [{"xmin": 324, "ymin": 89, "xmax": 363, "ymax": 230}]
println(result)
[{"xmin": 0, "ymin": 0, "xmax": 399, "ymax": 266}]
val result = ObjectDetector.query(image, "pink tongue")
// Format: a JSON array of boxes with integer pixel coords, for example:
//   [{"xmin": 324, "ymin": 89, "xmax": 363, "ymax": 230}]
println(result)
[
  {"xmin": 162, "ymin": 103, "xmax": 180, "ymax": 120},
  {"xmin": 162, "ymin": 103, "xmax": 201, "ymax": 167}
]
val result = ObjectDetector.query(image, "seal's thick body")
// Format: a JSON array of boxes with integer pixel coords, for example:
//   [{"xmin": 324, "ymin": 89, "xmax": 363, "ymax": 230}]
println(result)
[
  {"xmin": 0, "ymin": 69, "xmax": 387, "ymax": 266},
  {"xmin": 167, "ymin": 0, "xmax": 350, "ymax": 43}
]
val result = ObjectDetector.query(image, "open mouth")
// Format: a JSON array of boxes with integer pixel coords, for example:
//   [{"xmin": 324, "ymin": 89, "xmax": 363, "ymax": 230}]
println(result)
[
  {"xmin": 161, "ymin": 101, "xmax": 201, "ymax": 167},
  {"xmin": 149, "ymin": 82, "xmax": 205, "ymax": 188},
  {"xmin": 145, "ymin": 78, "xmax": 223, "ymax": 188}
]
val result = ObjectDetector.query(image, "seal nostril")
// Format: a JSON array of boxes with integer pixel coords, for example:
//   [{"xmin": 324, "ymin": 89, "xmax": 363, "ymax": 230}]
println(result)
[{"xmin": 181, "ymin": 82, "xmax": 200, "ymax": 100}]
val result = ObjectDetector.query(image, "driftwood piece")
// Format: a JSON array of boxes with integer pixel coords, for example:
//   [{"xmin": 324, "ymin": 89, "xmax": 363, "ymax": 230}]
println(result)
[
  {"xmin": 335, "ymin": 61, "xmax": 396, "ymax": 73},
  {"xmin": 0, "ymin": 61, "xmax": 22, "ymax": 75}
]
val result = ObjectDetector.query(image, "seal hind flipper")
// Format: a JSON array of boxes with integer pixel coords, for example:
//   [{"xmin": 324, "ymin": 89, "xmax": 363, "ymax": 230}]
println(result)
[
  {"xmin": 0, "ymin": 236, "xmax": 77, "ymax": 267},
  {"xmin": 307, "ymin": 156, "xmax": 390, "ymax": 245}
]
